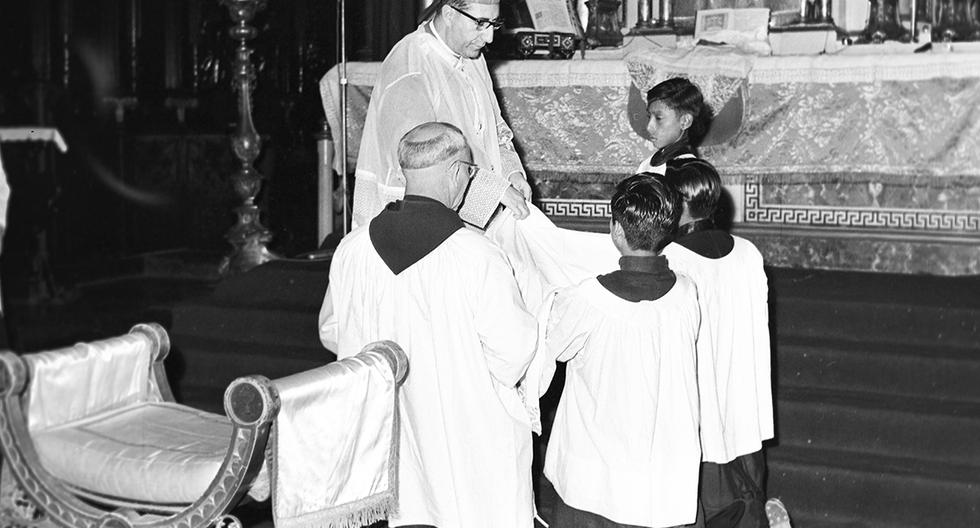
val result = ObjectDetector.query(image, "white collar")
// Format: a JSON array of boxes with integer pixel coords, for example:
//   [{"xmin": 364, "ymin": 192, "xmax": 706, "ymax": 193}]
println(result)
[{"xmin": 425, "ymin": 21, "xmax": 465, "ymax": 69}]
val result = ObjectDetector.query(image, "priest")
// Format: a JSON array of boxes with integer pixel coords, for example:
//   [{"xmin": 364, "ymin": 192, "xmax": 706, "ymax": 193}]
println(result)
[
  {"xmin": 350, "ymin": 0, "xmax": 530, "ymax": 229},
  {"xmin": 321, "ymin": 122, "xmax": 539, "ymax": 528}
]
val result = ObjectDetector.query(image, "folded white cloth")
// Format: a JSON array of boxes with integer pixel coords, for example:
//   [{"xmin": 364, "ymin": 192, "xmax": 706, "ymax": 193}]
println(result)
[
  {"xmin": 250, "ymin": 343, "xmax": 403, "ymax": 528},
  {"xmin": 485, "ymin": 205, "xmax": 619, "ymax": 433},
  {"xmin": 0, "ymin": 127, "xmax": 68, "ymax": 152}
]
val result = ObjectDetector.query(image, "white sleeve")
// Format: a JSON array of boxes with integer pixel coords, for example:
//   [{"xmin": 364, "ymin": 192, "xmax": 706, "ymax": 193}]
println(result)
[
  {"xmin": 317, "ymin": 283, "xmax": 338, "ymax": 352},
  {"xmin": 545, "ymin": 287, "xmax": 591, "ymax": 364},
  {"xmin": 472, "ymin": 248, "xmax": 538, "ymax": 388}
]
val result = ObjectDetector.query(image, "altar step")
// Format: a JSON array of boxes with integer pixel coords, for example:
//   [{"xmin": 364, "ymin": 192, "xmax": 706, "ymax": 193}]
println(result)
[
  {"xmin": 166, "ymin": 258, "xmax": 333, "ymax": 413},
  {"xmin": 771, "ymin": 269, "xmax": 980, "ymax": 349},
  {"xmin": 767, "ymin": 446, "xmax": 979, "ymax": 528},
  {"xmin": 777, "ymin": 338, "xmax": 980, "ymax": 404},
  {"xmin": 767, "ymin": 269, "xmax": 980, "ymax": 527}
]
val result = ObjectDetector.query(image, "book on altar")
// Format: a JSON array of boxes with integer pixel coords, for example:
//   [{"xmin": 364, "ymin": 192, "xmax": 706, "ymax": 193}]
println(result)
[
  {"xmin": 522, "ymin": 0, "xmax": 581, "ymax": 34},
  {"xmin": 695, "ymin": 7, "xmax": 771, "ymax": 48}
]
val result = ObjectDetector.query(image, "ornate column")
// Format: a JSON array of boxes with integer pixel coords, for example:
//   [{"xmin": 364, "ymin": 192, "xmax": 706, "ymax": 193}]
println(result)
[{"xmin": 218, "ymin": 0, "xmax": 277, "ymax": 274}]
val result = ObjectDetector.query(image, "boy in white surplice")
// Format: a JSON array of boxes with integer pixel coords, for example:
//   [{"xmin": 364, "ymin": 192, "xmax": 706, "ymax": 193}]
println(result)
[
  {"xmin": 661, "ymin": 158, "xmax": 774, "ymax": 528},
  {"xmin": 321, "ymin": 122, "xmax": 538, "ymax": 528},
  {"xmin": 542, "ymin": 174, "xmax": 703, "ymax": 528}
]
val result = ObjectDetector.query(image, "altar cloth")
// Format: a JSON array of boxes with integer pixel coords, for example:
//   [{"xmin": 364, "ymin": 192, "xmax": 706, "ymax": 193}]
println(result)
[{"xmin": 321, "ymin": 47, "xmax": 980, "ymax": 274}]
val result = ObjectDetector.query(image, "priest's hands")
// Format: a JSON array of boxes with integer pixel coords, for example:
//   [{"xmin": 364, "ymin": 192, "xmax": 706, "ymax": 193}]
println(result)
[
  {"xmin": 509, "ymin": 173, "xmax": 532, "ymax": 201},
  {"xmin": 501, "ymin": 186, "xmax": 530, "ymax": 220}
]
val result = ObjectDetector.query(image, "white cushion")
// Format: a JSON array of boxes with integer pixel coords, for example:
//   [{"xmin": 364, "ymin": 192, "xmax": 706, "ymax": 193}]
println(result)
[{"xmin": 33, "ymin": 402, "xmax": 232, "ymax": 504}]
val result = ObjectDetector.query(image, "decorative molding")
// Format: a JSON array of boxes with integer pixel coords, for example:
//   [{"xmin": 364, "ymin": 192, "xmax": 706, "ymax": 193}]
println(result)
[
  {"xmin": 743, "ymin": 175, "xmax": 980, "ymax": 232},
  {"xmin": 540, "ymin": 199, "xmax": 610, "ymax": 218}
]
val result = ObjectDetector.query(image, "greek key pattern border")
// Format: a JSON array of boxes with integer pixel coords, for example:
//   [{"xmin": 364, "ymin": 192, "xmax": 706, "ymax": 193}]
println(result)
[
  {"xmin": 540, "ymin": 199, "xmax": 610, "ymax": 218},
  {"xmin": 742, "ymin": 175, "xmax": 980, "ymax": 232}
]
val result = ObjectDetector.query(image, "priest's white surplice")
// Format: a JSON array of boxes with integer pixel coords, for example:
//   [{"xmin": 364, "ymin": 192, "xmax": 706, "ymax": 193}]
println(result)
[
  {"xmin": 662, "ymin": 236, "xmax": 774, "ymax": 463},
  {"xmin": 352, "ymin": 23, "xmax": 525, "ymax": 229},
  {"xmin": 321, "ymin": 225, "xmax": 538, "ymax": 528}
]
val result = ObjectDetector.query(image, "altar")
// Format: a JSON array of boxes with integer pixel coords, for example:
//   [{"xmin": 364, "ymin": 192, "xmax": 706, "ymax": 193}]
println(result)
[{"xmin": 320, "ymin": 45, "xmax": 980, "ymax": 276}]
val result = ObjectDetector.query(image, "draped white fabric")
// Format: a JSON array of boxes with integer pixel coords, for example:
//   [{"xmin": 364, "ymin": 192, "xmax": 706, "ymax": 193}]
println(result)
[
  {"xmin": 485, "ymin": 205, "xmax": 619, "ymax": 315},
  {"xmin": 254, "ymin": 347, "xmax": 401, "ymax": 528},
  {"xmin": 25, "ymin": 333, "xmax": 162, "ymax": 433}
]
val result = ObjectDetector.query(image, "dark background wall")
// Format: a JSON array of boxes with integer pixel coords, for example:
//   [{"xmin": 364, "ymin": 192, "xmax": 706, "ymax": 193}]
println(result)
[{"xmin": 0, "ymin": 0, "xmax": 420, "ymax": 295}]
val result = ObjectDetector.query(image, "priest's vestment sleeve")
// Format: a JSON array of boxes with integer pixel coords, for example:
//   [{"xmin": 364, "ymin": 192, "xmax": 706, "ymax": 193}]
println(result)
[
  {"xmin": 494, "ymin": 103, "xmax": 525, "ymax": 182},
  {"xmin": 352, "ymin": 72, "xmax": 437, "ymax": 228},
  {"xmin": 472, "ymin": 244, "xmax": 539, "ymax": 387}
]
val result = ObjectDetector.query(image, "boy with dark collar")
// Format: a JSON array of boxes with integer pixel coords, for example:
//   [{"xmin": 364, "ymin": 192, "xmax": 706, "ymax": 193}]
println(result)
[
  {"xmin": 543, "ymin": 174, "xmax": 703, "ymax": 528},
  {"xmin": 661, "ymin": 158, "xmax": 775, "ymax": 528}
]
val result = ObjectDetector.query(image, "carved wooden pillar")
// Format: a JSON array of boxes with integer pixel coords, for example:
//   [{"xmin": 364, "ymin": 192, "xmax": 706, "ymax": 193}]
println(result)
[{"xmin": 218, "ymin": 0, "xmax": 277, "ymax": 274}]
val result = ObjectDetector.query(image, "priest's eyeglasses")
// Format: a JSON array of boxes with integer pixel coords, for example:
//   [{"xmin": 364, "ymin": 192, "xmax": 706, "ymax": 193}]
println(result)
[
  {"xmin": 452, "ymin": 160, "xmax": 481, "ymax": 180},
  {"xmin": 448, "ymin": 5, "xmax": 505, "ymax": 31}
]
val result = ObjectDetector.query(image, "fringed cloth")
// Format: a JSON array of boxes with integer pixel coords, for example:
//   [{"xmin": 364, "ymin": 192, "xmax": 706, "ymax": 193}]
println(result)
[{"xmin": 249, "ymin": 343, "xmax": 404, "ymax": 528}]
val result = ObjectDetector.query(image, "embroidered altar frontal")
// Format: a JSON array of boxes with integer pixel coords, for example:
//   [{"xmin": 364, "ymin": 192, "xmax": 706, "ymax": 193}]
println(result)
[{"xmin": 320, "ymin": 49, "xmax": 980, "ymax": 276}]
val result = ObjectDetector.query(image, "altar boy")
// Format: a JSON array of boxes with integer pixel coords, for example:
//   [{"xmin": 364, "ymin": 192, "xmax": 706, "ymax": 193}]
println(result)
[
  {"xmin": 661, "ymin": 158, "xmax": 774, "ymax": 528},
  {"xmin": 543, "ymin": 174, "xmax": 703, "ymax": 528}
]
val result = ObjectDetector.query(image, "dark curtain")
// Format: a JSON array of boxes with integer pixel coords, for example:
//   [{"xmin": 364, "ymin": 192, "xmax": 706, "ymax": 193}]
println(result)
[{"xmin": 353, "ymin": 0, "xmax": 422, "ymax": 61}]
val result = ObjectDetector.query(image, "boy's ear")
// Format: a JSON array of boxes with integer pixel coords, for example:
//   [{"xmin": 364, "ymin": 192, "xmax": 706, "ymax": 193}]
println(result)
[
  {"xmin": 610, "ymin": 219, "xmax": 625, "ymax": 241},
  {"xmin": 680, "ymin": 112, "xmax": 694, "ymax": 131}
]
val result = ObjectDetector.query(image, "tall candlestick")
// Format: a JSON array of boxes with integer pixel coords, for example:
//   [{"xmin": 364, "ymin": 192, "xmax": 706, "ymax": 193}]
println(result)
[
  {"xmin": 658, "ymin": 0, "xmax": 673, "ymax": 27},
  {"xmin": 218, "ymin": 0, "xmax": 278, "ymax": 274},
  {"xmin": 636, "ymin": 0, "xmax": 654, "ymax": 28}
]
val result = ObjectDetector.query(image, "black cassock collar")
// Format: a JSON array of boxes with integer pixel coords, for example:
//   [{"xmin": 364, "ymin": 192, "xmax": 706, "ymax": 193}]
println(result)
[
  {"xmin": 597, "ymin": 255, "xmax": 676, "ymax": 302},
  {"xmin": 369, "ymin": 195, "xmax": 464, "ymax": 275},
  {"xmin": 674, "ymin": 218, "xmax": 734, "ymax": 259}
]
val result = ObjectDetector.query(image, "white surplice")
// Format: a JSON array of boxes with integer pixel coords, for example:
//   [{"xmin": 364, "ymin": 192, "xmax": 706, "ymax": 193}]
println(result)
[
  {"xmin": 662, "ymin": 236, "xmax": 774, "ymax": 463},
  {"xmin": 544, "ymin": 276, "xmax": 703, "ymax": 528},
  {"xmin": 351, "ymin": 22, "xmax": 525, "ymax": 229},
  {"xmin": 321, "ymin": 224, "xmax": 538, "ymax": 528}
]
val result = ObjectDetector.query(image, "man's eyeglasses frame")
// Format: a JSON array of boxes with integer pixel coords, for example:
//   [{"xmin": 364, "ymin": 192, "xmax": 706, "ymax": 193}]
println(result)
[
  {"xmin": 447, "ymin": 4, "xmax": 505, "ymax": 31},
  {"xmin": 451, "ymin": 159, "xmax": 481, "ymax": 180}
]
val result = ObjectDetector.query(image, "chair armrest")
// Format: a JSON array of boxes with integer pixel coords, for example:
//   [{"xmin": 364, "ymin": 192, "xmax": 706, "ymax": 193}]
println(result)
[
  {"xmin": 363, "ymin": 340, "xmax": 409, "ymax": 386},
  {"xmin": 0, "ymin": 351, "xmax": 28, "ymax": 399},
  {"xmin": 225, "ymin": 375, "xmax": 281, "ymax": 428}
]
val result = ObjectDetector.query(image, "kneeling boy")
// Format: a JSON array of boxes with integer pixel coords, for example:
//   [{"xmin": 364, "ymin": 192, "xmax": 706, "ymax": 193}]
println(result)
[
  {"xmin": 544, "ymin": 174, "xmax": 702, "ymax": 528},
  {"xmin": 661, "ymin": 158, "xmax": 774, "ymax": 528}
]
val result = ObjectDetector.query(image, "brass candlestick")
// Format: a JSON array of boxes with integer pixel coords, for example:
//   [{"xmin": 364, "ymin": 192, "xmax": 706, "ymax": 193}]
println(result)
[
  {"xmin": 632, "ymin": 0, "xmax": 674, "ymax": 34},
  {"xmin": 218, "ymin": 0, "xmax": 277, "ymax": 274}
]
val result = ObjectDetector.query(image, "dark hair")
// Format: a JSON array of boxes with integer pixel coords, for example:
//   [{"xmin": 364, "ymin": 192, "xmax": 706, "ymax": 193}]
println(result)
[
  {"xmin": 645, "ymin": 78, "xmax": 703, "ymax": 120},
  {"xmin": 662, "ymin": 158, "xmax": 722, "ymax": 219},
  {"xmin": 611, "ymin": 173, "xmax": 681, "ymax": 252},
  {"xmin": 646, "ymin": 77, "xmax": 709, "ymax": 145},
  {"xmin": 419, "ymin": 0, "xmax": 468, "ymax": 23}
]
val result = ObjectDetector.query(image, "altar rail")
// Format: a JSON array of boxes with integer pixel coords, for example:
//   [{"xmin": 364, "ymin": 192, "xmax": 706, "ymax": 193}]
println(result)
[{"xmin": 320, "ymin": 48, "xmax": 980, "ymax": 276}]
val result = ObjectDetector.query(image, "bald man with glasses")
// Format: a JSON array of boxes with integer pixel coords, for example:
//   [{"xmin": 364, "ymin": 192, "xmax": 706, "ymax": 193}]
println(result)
[
  {"xmin": 350, "ymin": 0, "xmax": 532, "ymax": 230},
  {"xmin": 325, "ymin": 122, "xmax": 539, "ymax": 528}
]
